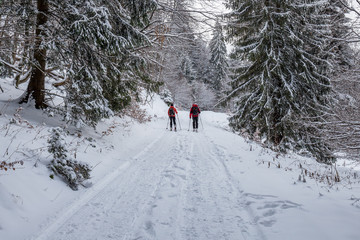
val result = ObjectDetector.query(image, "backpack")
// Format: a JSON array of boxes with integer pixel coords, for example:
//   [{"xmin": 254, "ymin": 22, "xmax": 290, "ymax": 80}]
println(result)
[
  {"xmin": 169, "ymin": 107, "xmax": 175, "ymax": 116},
  {"xmin": 192, "ymin": 106, "xmax": 199, "ymax": 116}
]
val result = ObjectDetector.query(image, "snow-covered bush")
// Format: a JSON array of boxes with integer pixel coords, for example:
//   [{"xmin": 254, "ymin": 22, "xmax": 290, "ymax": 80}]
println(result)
[
  {"xmin": 48, "ymin": 127, "xmax": 91, "ymax": 190},
  {"xmin": 160, "ymin": 88, "xmax": 173, "ymax": 105}
]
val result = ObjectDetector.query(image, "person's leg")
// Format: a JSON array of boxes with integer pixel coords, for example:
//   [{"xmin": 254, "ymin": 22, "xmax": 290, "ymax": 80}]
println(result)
[
  {"xmin": 170, "ymin": 117, "xmax": 173, "ymax": 129},
  {"xmin": 195, "ymin": 117, "xmax": 199, "ymax": 129},
  {"xmin": 172, "ymin": 117, "xmax": 176, "ymax": 130},
  {"xmin": 192, "ymin": 118, "xmax": 195, "ymax": 130}
]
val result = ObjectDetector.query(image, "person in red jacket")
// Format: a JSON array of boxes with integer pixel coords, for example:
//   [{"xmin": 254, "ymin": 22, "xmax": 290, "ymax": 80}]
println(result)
[
  {"xmin": 168, "ymin": 103, "xmax": 178, "ymax": 131},
  {"xmin": 189, "ymin": 103, "xmax": 201, "ymax": 132}
]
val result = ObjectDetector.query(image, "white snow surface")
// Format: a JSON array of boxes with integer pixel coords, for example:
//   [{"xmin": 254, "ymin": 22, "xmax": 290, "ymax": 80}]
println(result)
[{"xmin": 0, "ymin": 85, "xmax": 360, "ymax": 240}]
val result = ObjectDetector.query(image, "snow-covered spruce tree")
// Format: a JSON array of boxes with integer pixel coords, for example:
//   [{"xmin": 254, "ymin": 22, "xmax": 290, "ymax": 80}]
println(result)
[
  {"xmin": 160, "ymin": 88, "xmax": 174, "ymax": 105},
  {"xmin": 324, "ymin": 0, "xmax": 353, "ymax": 72},
  {"xmin": 54, "ymin": 0, "xmax": 160, "ymax": 126},
  {"xmin": 48, "ymin": 127, "xmax": 91, "ymax": 190},
  {"xmin": 181, "ymin": 54, "xmax": 197, "ymax": 84},
  {"xmin": 224, "ymin": 0, "xmax": 335, "ymax": 162},
  {"xmin": 56, "ymin": 1, "xmax": 121, "ymax": 127},
  {"xmin": 189, "ymin": 36, "xmax": 211, "ymax": 85},
  {"xmin": 209, "ymin": 20, "xmax": 228, "ymax": 94},
  {"xmin": 65, "ymin": 68, "xmax": 112, "ymax": 128}
]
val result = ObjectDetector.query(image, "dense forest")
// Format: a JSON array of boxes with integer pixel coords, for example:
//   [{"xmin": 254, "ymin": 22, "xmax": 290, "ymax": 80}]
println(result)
[{"xmin": 1, "ymin": 0, "xmax": 360, "ymax": 163}]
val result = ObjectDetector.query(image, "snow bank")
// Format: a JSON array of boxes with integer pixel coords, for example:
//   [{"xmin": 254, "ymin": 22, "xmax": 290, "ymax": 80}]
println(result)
[{"xmin": 0, "ymin": 80, "xmax": 359, "ymax": 240}]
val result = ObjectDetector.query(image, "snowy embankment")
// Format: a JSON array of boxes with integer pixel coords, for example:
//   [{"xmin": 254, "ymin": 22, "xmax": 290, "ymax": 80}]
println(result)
[{"xmin": 1, "ymin": 85, "xmax": 360, "ymax": 240}]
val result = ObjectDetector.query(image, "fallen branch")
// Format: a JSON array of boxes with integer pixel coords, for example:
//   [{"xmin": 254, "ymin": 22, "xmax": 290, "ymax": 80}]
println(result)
[{"xmin": 52, "ymin": 77, "xmax": 70, "ymax": 87}]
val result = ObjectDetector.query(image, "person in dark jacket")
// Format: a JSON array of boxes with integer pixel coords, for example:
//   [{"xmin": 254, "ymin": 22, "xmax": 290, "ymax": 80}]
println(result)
[
  {"xmin": 189, "ymin": 103, "xmax": 201, "ymax": 132},
  {"xmin": 168, "ymin": 103, "xmax": 178, "ymax": 131}
]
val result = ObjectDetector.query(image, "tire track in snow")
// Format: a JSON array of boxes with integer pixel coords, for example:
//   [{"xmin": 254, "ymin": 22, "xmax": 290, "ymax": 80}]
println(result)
[
  {"xmin": 180, "ymin": 131, "xmax": 267, "ymax": 240},
  {"xmin": 201, "ymin": 131, "xmax": 267, "ymax": 240},
  {"xmin": 31, "ymin": 131, "xmax": 173, "ymax": 240},
  {"xmin": 126, "ymin": 129, "xmax": 266, "ymax": 240},
  {"xmin": 181, "ymin": 133, "xmax": 245, "ymax": 239},
  {"xmin": 125, "ymin": 132, "xmax": 193, "ymax": 240}
]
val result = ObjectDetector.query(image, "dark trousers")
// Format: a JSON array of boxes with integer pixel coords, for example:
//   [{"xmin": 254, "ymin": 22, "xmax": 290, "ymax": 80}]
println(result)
[
  {"xmin": 170, "ymin": 116, "xmax": 176, "ymax": 128},
  {"xmin": 192, "ymin": 116, "xmax": 198, "ymax": 129}
]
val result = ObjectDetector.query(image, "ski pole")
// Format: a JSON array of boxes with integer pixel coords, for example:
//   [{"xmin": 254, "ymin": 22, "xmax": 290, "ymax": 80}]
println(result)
[
  {"xmin": 176, "ymin": 114, "xmax": 182, "ymax": 130},
  {"xmin": 199, "ymin": 115, "xmax": 204, "ymax": 130},
  {"xmin": 188, "ymin": 117, "xmax": 191, "ymax": 131},
  {"xmin": 166, "ymin": 117, "xmax": 169, "ymax": 129}
]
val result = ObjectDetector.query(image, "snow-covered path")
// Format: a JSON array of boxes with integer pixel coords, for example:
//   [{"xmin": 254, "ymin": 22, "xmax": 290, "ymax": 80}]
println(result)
[
  {"xmin": 1, "ymin": 89, "xmax": 359, "ymax": 240},
  {"xmin": 26, "ymin": 110, "xmax": 360, "ymax": 240},
  {"xmin": 33, "ymin": 118, "xmax": 266, "ymax": 240},
  {"xmin": 0, "ymin": 101, "xmax": 356, "ymax": 240}
]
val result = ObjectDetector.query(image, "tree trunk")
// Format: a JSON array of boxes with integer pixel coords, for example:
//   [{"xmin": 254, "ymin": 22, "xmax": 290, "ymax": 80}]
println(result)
[{"xmin": 20, "ymin": 0, "xmax": 48, "ymax": 109}]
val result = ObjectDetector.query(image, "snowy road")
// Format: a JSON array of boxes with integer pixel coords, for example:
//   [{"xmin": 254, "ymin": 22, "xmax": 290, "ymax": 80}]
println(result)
[
  {"xmin": 32, "ymin": 116, "xmax": 266, "ymax": 240},
  {"xmin": 1, "ymin": 94, "xmax": 359, "ymax": 240},
  {"xmin": 27, "ymin": 111, "xmax": 360, "ymax": 240}
]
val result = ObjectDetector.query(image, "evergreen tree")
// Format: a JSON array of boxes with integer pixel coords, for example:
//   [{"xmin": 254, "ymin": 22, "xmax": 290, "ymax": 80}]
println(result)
[
  {"xmin": 2, "ymin": 0, "xmax": 160, "ymax": 126},
  {"xmin": 325, "ymin": 0, "xmax": 353, "ymax": 71},
  {"xmin": 189, "ymin": 36, "xmax": 211, "ymax": 84},
  {"xmin": 209, "ymin": 20, "xmax": 228, "ymax": 93},
  {"xmin": 181, "ymin": 54, "xmax": 197, "ymax": 83},
  {"xmin": 225, "ymin": 0, "xmax": 335, "ymax": 162}
]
